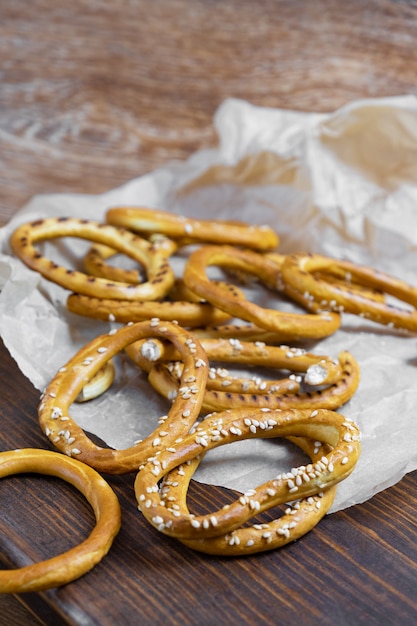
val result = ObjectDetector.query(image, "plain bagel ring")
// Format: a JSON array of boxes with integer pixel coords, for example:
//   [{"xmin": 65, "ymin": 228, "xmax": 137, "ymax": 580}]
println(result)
[
  {"xmin": 106, "ymin": 206, "xmax": 280, "ymax": 251},
  {"xmin": 134, "ymin": 406, "xmax": 361, "ymax": 541},
  {"xmin": 281, "ymin": 253, "xmax": 417, "ymax": 332},
  {"xmin": 9, "ymin": 217, "xmax": 175, "ymax": 301},
  {"xmin": 182, "ymin": 245, "xmax": 341, "ymax": 341},
  {"xmin": 0, "ymin": 448, "xmax": 121, "ymax": 593},
  {"xmin": 38, "ymin": 320, "xmax": 208, "ymax": 474}
]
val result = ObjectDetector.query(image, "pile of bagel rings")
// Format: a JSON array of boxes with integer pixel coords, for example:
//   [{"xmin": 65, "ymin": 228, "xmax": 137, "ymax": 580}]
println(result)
[{"xmin": 3, "ymin": 206, "xmax": 416, "ymax": 592}]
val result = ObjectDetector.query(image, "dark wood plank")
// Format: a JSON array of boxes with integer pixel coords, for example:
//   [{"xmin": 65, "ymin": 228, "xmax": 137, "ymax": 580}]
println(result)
[{"xmin": 2, "ymin": 0, "xmax": 417, "ymax": 221}]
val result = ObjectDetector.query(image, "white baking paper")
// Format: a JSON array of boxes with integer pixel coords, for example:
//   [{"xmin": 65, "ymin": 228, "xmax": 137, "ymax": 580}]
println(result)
[{"xmin": 1, "ymin": 95, "xmax": 416, "ymax": 513}]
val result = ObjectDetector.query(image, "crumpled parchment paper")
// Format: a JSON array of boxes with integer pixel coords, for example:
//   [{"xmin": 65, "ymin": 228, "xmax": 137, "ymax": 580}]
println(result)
[{"xmin": 1, "ymin": 95, "xmax": 416, "ymax": 513}]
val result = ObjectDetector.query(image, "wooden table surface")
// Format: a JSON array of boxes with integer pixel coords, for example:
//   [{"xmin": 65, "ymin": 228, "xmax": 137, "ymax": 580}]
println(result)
[{"xmin": 1, "ymin": 1, "xmax": 417, "ymax": 624}]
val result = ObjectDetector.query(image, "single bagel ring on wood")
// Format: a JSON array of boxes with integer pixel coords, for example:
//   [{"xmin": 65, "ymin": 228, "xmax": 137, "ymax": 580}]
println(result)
[
  {"xmin": 9, "ymin": 217, "xmax": 175, "ymax": 301},
  {"xmin": 0, "ymin": 448, "xmax": 121, "ymax": 593},
  {"xmin": 182, "ymin": 245, "xmax": 341, "ymax": 341},
  {"xmin": 38, "ymin": 320, "xmax": 208, "ymax": 474},
  {"xmin": 134, "ymin": 407, "xmax": 361, "ymax": 541},
  {"xmin": 160, "ymin": 437, "xmax": 337, "ymax": 555},
  {"xmin": 106, "ymin": 206, "xmax": 280, "ymax": 251},
  {"xmin": 281, "ymin": 253, "xmax": 417, "ymax": 332}
]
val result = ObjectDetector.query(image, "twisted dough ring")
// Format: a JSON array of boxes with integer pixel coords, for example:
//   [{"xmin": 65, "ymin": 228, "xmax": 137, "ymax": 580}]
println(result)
[
  {"xmin": 182, "ymin": 245, "xmax": 341, "ymax": 341},
  {"xmin": 38, "ymin": 320, "xmax": 208, "ymax": 474},
  {"xmin": 126, "ymin": 337, "xmax": 360, "ymax": 412},
  {"xmin": 159, "ymin": 437, "xmax": 337, "ymax": 555},
  {"xmin": 0, "ymin": 448, "xmax": 121, "ymax": 593},
  {"xmin": 106, "ymin": 206, "xmax": 280, "ymax": 251},
  {"xmin": 134, "ymin": 406, "xmax": 361, "ymax": 541},
  {"xmin": 10, "ymin": 217, "xmax": 175, "ymax": 301},
  {"xmin": 281, "ymin": 253, "xmax": 417, "ymax": 332}
]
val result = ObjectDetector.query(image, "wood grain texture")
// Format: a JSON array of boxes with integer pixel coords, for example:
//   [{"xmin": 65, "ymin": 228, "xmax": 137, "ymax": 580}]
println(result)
[
  {"xmin": 1, "ymin": 0, "xmax": 417, "ymax": 222},
  {"xmin": 1, "ymin": 0, "xmax": 417, "ymax": 624}
]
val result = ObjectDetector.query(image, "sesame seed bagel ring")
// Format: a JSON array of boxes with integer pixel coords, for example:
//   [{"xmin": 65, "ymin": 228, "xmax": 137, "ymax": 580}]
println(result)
[
  {"xmin": 134, "ymin": 407, "xmax": 361, "ymax": 541},
  {"xmin": 127, "ymin": 337, "xmax": 346, "ymax": 386},
  {"xmin": 182, "ymin": 245, "xmax": 341, "ymax": 341},
  {"xmin": 0, "ymin": 448, "xmax": 121, "ymax": 593},
  {"xmin": 38, "ymin": 320, "xmax": 208, "ymax": 474},
  {"xmin": 281, "ymin": 253, "xmax": 417, "ymax": 332},
  {"xmin": 66, "ymin": 280, "xmax": 244, "ymax": 328},
  {"xmin": 66, "ymin": 293, "xmax": 233, "ymax": 327},
  {"xmin": 191, "ymin": 323, "xmax": 307, "ymax": 345},
  {"xmin": 144, "ymin": 349, "xmax": 359, "ymax": 413},
  {"xmin": 125, "ymin": 337, "xmax": 359, "ymax": 411},
  {"xmin": 159, "ymin": 436, "xmax": 337, "ymax": 555},
  {"xmin": 267, "ymin": 252, "xmax": 386, "ymax": 304},
  {"xmin": 106, "ymin": 206, "xmax": 280, "ymax": 251},
  {"xmin": 10, "ymin": 217, "xmax": 175, "ymax": 301}
]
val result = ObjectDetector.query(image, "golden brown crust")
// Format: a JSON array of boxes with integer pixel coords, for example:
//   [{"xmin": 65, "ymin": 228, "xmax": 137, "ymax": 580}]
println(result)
[
  {"xmin": 66, "ymin": 280, "xmax": 245, "ymax": 327},
  {"xmin": 66, "ymin": 292, "xmax": 233, "ymax": 327},
  {"xmin": 0, "ymin": 448, "xmax": 121, "ymax": 593},
  {"xmin": 106, "ymin": 206, "xmax": 280, "ymax": 251},
  {"xmin": 134, "ymin": 407, "xmax": 361, "ymax": 543},
  {"xmin": 9, "ymin": 217, "xmax": 175, "ymax": 301},
  {"xmin": 126, "ymin": 335, "xmax": 359, "ymax": 399},
  {"xmin": 281, "ymin": 252, "xmax": 417, "ymax": 331},
  {"xmin": 182, "ymin": 244, "xmax": 341, "ymax": 341},
  {"xmin": 132, "ymin": 344, "xmax": 359, "ymax": 413},
  {"xmin": 163, "ymin": 437, "xmax": 337, "ymax": 555},
  {"xmin": 38, "ymin": 320, "xmax": 209, "ymax": 474}
]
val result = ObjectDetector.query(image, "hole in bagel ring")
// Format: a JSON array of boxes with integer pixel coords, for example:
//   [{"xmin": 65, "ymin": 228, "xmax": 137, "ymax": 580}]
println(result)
[
  {"xmin": 281, "ymin": 252, "xmax": 417, "ymax": 332},
  {"xmin": 38, "ymin": 320, "xmax": 208, "ymax": 474},
  {"xmin": 134, "ymin": 406, "xmax": 361, "ymax": 541},
  {"xmin": 9, "ymin": 217, "xmax": 175, "ymax": 301},
  {"xmin": 0, "ymin": 448, "xmax": 121, "ymax": 593},
  {"xmin": 182, "ymin": 245, "xmax": 341, "ymax": 341}
]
